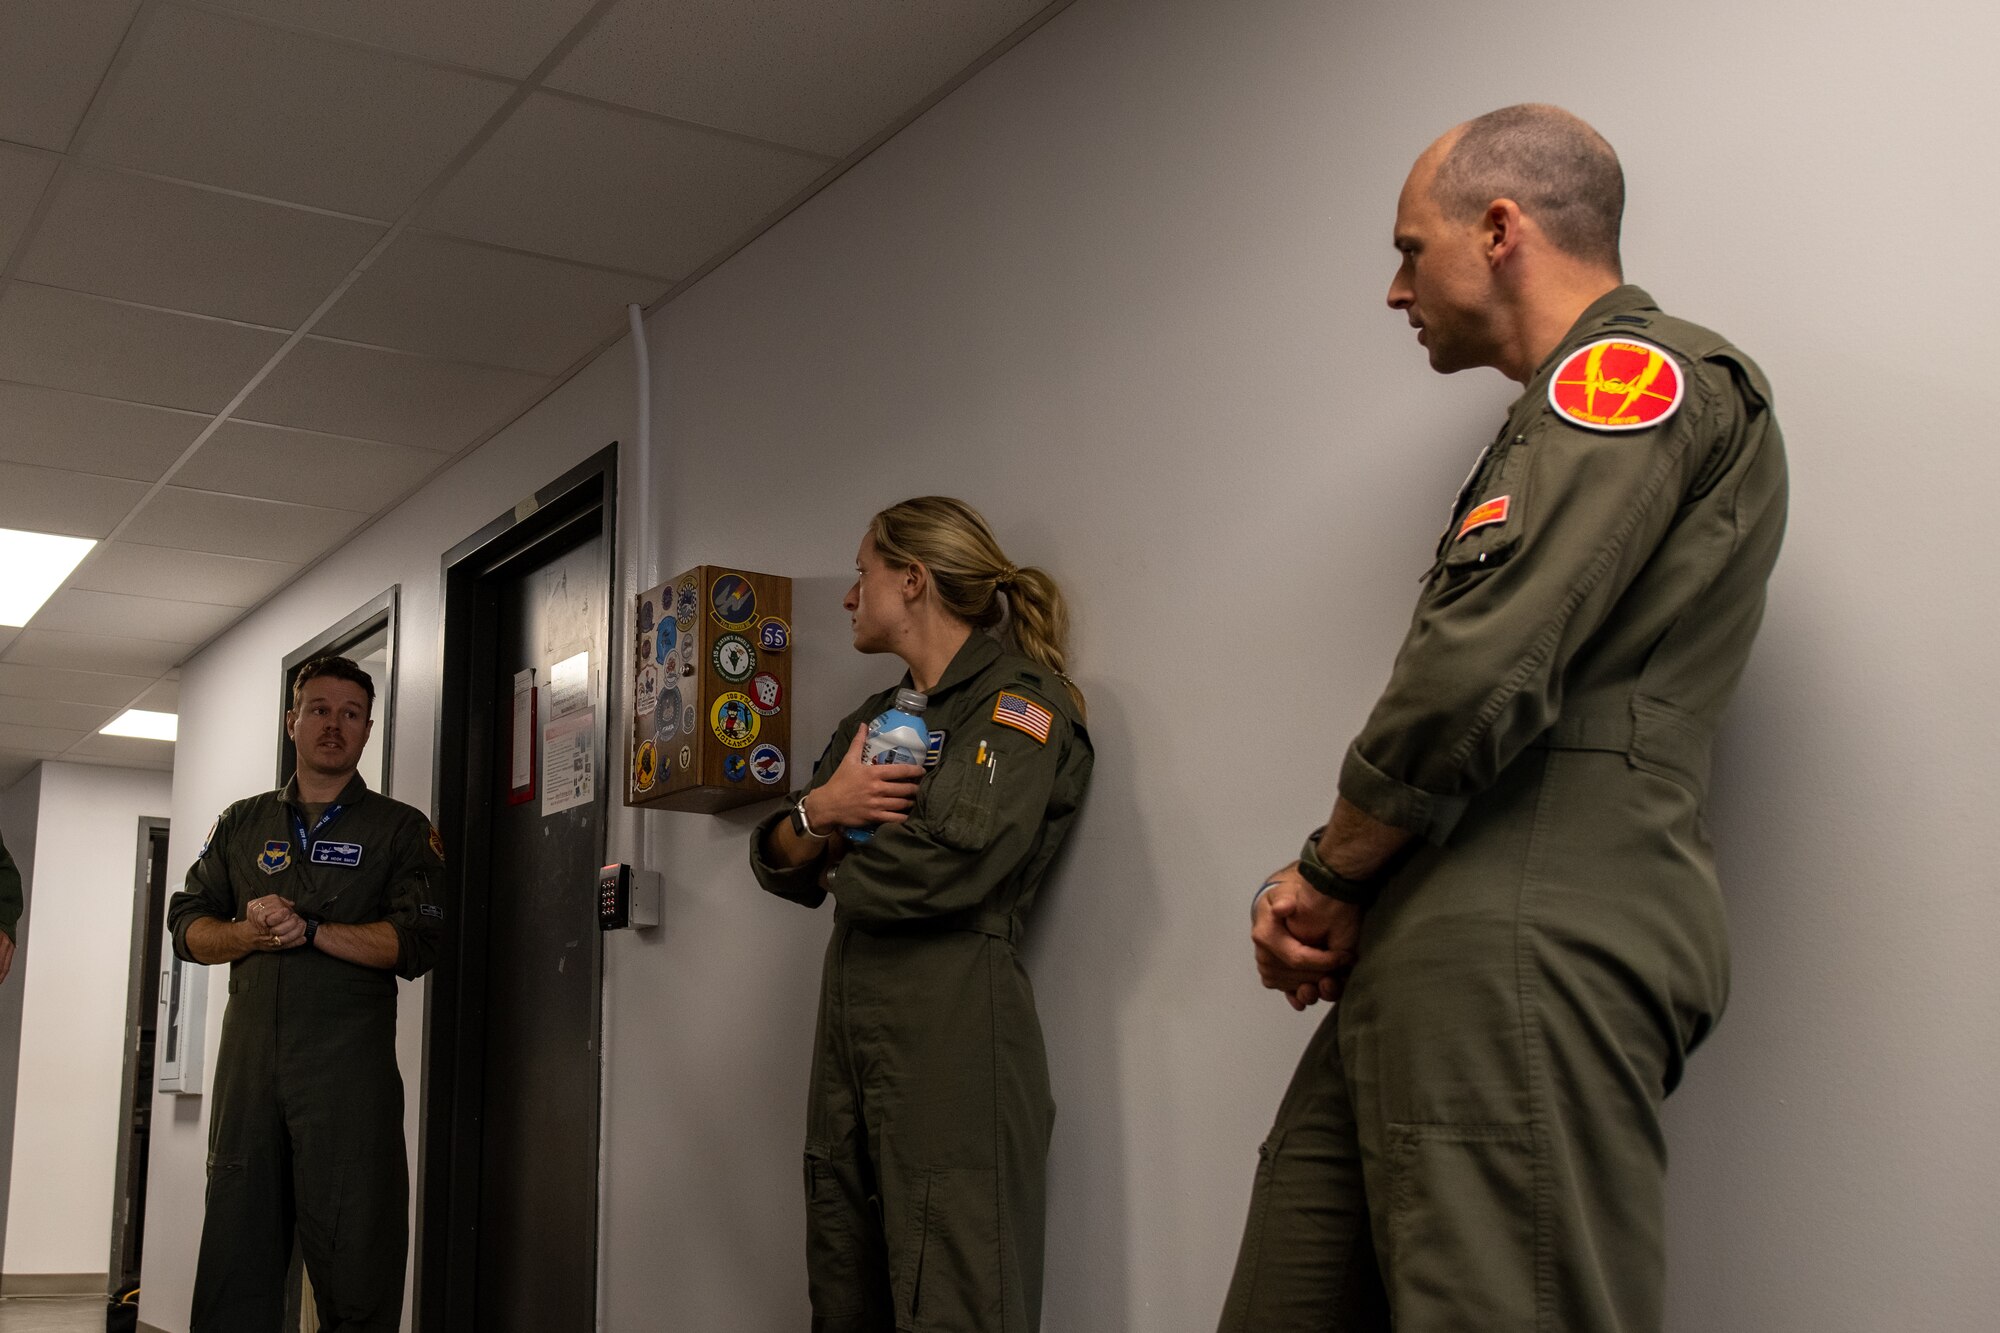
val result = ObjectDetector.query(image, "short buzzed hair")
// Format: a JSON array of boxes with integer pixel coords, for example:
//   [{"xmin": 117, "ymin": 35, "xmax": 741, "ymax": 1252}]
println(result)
[
  {"xmin": 292, "ymin": 655, "xmax": 375, "ymax": 715},
  {"xmin": 1431, "ymin": 104, "xmax": 1624, "ymax": 270}
]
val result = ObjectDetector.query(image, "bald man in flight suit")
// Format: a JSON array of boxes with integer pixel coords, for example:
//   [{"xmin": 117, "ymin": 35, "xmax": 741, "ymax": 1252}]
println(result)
[{"xmin": 1220, "ymin": 105, "xmax": 1787, "ymax": 1331}]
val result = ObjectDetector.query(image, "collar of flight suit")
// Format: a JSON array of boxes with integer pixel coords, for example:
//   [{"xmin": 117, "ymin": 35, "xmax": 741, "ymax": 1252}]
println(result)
[
  {"xmin": 280, "ymin": 770, "xmax": 371, "ymax": 813},
  {"xmin": 1525, "ymin": 283, "xmax": 1661, "ymax": 386},
  {"xmin": 897, "ymin": 630, "xmax": 1004, "ymax": 703}
]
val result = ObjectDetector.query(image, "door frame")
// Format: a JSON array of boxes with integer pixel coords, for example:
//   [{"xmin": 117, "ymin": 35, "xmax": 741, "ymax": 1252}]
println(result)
[{"xmin": 416, "ymin": 444, "xmax": 618, "ymax": 1331}]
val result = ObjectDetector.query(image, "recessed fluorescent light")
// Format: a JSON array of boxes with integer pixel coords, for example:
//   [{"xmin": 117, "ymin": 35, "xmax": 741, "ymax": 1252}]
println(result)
[
  {"xmin": 102, "ymin": 709, "xmax": 178, "ymax": 742},
  {"xmin": 0, "ymin": 527, "xmax": 96, "ymax": 627}
]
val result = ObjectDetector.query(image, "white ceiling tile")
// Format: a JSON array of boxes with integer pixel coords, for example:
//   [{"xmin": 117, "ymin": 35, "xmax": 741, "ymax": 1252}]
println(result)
[
  {"xmin": 1, "ymin": 144, "xmax": 60, "ymax": 266},
  {"xmin": 549, "ymin": 0, "xmax": 1050, "ymax": 157},
  {"xmin": 175, "ymin": 421, "xmax": 446, "ymax": 511},
  {"xmin": 70, "ymin": 542, "xmax": 298, "ymax": 608},
  {"xmin": 80, "ymin": 4, "xmax": 514, "ymax": 218},
  {"xmin": 0, "ymin": 629, "xmax": 14, "ymax": 655},
  {"xmin": 0, "ymin": 662, "xmax": 156, "ymax": 706},
  {"xmin": 59, "ymin": 734, "xmax": 175, "ymax": 769},
  {"xmin": 30, "ymin": 589, "xmax": 240, "ymax": 646},
  {"xmin": 238, "ymin": 337, "xmax": 548, "ymax": 451},
  {"xmin": 0, "ymin": 0, "xmax": 144, "ymax": 151},
  {"xmin": 0, "ymin": 721, "xmax": 84, "ymax": 754},
  {"xmin": 131, "ymin": 676, "xmax": 181, "ymax": 712},
  {"xmin": 117, "ymin": 485, "xmax": 366, "ymax": 563},
  {"xmin": 0, "ymin": 381, "xmax": 207, "ymax": 481},
  {"xmin": 18, "ymin": 165, "xmax": 387, "ymax": 328},
  {"xmin": 202, "ymin": 0, "xmax": 601, "ymax": 80},
  {"xmin": 0, "ymin": 283, "xmax": 286, "ymax": 412},
  {"xmin": 422, "ymin": 92, "xmax": 827, "ymax": 278},
  {"xmin": 317, "ymin": 231, "xmax": 664, "ymax": 375},
  {"xmin": 0, "ymin": 695, "xmax": 118, "ymax": 732},
  {"xmin": 0, "ymin": 461, "xmax": 148, "ymax": 538},
  {"xmin": 6, "ymin": 628, "xmax": 188, "ymax": 676}
]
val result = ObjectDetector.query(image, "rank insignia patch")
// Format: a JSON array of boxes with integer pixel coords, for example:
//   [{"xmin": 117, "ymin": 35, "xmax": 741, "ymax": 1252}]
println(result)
[
  {"xmin": 1457, "ymin": 495, "xmax": 1511, "ymax": 540},
  {"xmin": 993, "ymin": 692, "xmax": 1053, "ymax": 744},
  {"xmin": 1550, "ymin": 338, "xmax": 1683, "ymax": 431},
  {"xmin": 925, "ymin": 729, "xmax": 948, "ymax": 770},
  {"xmin": 257, "ymin": 840, "xmax": 291, "ymax": 875}
]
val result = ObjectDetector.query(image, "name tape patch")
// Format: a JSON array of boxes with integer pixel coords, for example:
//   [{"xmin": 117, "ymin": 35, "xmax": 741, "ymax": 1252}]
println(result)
[
  {"xmin": 310, "ymin": 840, "xmax": 363, "ymax": 867},
  {"xmin": 1456, "ymin": 495, "xmax": 1511, "ymax": 540},
  {"xmin": 993, "ymin": 692, "xmax": 1053, "ymax": 744}
]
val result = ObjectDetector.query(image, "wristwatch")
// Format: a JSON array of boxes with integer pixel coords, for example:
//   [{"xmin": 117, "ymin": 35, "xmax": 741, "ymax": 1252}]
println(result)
[
  {"xmin": 1294, "ymin": 826, "xmax": 1387, "ymax": 907},
  {"xmin": 301, "ymin": 918, "xmax": 319, "ymax": 949},
  {"xmin": 789, "ymin": 790, "xmax": 830, "ymax": 841}
]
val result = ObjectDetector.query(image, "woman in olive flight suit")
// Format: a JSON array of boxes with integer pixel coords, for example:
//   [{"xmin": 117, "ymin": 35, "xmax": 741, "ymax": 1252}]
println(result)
[{"xmin": 751, "ymin": 496, "xmax": 1093, "ymax": 1333}]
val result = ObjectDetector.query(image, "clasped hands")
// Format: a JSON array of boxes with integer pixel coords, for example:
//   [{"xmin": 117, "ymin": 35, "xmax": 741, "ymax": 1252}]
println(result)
[
  {"xmin": 242, "ymin": 894, "xmax": 308, "ymax": 952},
  {"xmin": 1252, "ymin": 863, "xmax": 1363, "ymax": 1011}
]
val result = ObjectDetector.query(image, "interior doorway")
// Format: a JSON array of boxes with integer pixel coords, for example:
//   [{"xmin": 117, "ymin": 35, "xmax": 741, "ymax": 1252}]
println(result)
[
  {"xmin": 419, "ymin": 447, "xmax": 617, "ymax": 1333},
  {"xmin": 106, "ymin": 817, "xmax": 169, "ymax": 1305}
]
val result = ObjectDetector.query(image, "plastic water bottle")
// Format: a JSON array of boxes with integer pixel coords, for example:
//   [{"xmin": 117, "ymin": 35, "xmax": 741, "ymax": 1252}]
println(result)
[{"xmin": 844, "ymin": 688, "xmax": 929, "ymax": 843}]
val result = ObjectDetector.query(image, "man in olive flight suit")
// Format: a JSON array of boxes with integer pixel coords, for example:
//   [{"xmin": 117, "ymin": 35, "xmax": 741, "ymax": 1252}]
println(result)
[
  {"xmin": 167, "ymin": 655, "xmax": 445, "ymax": 1332},
  {"xmin": 1222, "ymin": 106, "xmax": 1787, "ymax": 1331},
  {"xmin": 752, "ymin": 630, "xmax": 1092, "ymax": 1332}
]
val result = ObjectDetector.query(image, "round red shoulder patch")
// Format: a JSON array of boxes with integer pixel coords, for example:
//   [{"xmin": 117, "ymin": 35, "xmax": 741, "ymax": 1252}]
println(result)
[{"xmin": 1549, "ymin": 338, "xmax": 1683, "ymax": 431}]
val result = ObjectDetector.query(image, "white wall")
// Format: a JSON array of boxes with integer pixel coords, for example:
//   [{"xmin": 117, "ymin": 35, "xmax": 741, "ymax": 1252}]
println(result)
[
  {"xmin": 139, "ymin": 0, "xmax": 2000, "ymax": 1329},
  {"xmin": 3, "ymin": 762, "xmax": 169, "ymax": 1277}
]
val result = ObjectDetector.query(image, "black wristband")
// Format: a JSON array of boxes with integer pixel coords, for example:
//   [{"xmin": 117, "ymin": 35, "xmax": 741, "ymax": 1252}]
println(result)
[
  {"xmin": 1295, "ymin": 826, "xmax": 1386, "ymax": 907},
  {"xmin": 302, "ymin": 919, "xmax": 319, "ymax": 949}
]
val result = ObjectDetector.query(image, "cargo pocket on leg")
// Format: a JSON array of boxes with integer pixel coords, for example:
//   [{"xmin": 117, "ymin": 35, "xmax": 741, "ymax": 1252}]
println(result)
[
  {"xmin": 1385, "ymin": 1122, "xmax": 1539, "ymax": 1331},
  {"xmin": 896, "ymin": 1168, "xmax": 1000, "ymax": 1333},
  {"xmin": 804, "ymin": 1142, "xmax": 871, "ymax": 1320}
]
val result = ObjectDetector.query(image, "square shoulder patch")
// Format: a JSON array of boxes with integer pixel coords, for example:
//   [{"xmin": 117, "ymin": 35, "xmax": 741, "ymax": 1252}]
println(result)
[{"xmin": 993, "ymin": 692, "xmax": 1053, "ymax": 744}]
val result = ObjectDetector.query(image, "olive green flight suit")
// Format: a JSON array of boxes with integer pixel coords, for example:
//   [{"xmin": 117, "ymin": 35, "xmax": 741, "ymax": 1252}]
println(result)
[
  {"xmin": 1220, "ymin": 286, "xmax": 1787, "ymax": 1332},
  {"xmin": 166, "ymin": 772, "xmax": 446, "ymax": 1333},
  {"xmin": 0, "ymin": 832, "xmax": 21, "ymax": 944},
  {"xmin": 751, "ymin": 632, "xmax": 1093, "ymax": 1333}
]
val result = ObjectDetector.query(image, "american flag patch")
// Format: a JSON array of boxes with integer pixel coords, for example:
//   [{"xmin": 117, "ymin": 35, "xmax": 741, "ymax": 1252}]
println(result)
[{"xmin": 993, "ymin": 692, "xmax": 1052, "ymax": 744}]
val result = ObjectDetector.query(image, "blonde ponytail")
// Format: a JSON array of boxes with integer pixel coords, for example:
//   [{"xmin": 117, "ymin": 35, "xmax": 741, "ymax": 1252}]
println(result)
[{"xmin": 869, "ymin": 496, "xmax": 1086, "ymax": 720}]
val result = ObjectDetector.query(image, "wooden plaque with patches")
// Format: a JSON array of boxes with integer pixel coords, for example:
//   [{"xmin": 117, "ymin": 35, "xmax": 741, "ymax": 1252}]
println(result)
[{"xmin": 624, "ymin": 564, "xmax": 793, "ymax": 814}]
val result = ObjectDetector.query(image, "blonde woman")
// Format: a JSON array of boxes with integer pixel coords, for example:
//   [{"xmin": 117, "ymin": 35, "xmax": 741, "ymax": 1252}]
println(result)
[{"xmin": 752, "ymin": 496, "xmax": 1093, "ymax": 1331}]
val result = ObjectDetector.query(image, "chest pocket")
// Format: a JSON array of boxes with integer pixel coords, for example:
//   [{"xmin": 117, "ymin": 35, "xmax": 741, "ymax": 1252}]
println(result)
[
  {"xmin": 1429, "ymin": 431, "xmax": 1535, "ymax": 584},
  {"xmin": 916, "ymin": 752, "xmax": 996, "ymax": 851}
]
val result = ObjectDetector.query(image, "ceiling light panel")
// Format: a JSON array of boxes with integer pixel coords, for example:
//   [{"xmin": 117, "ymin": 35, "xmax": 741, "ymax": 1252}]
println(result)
[
  {"xmin": 101, "ymin": 708, "xmax": 177, "ymax": 741},
  {"xmin": 0, "ymin": 526, "xmax": 95, "ymax": 626}
]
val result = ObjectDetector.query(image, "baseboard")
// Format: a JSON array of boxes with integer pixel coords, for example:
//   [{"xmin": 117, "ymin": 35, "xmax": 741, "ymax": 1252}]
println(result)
[{"xmin": 0, "ymin": 1270, "xmax": 107, "ymax": 1295}]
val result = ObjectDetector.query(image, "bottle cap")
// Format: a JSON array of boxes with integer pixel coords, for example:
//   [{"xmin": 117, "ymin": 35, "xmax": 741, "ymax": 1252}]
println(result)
[{"xmin": 893, "ymin": 688, "xmax": 928, "ymax": 714}]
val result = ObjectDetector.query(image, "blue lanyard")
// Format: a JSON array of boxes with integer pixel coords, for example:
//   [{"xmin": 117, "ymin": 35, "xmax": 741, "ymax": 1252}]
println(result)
[{"xmin": 291, "ymin": 804, "xmax": 346, "ymax": 856}]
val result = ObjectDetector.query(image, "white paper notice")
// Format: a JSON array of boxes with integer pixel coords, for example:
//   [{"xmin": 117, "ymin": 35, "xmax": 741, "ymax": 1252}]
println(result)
[
  {"xmin": 549, "ymin": 651, "xmax": 589, "ymax": 719},
  {"xmin": 511, "ymin": 669, "xmax": 534, "ymax": 790},
  {"xmin": 542, "ymin": 708, "xmax": 595, "ymax": 815}
]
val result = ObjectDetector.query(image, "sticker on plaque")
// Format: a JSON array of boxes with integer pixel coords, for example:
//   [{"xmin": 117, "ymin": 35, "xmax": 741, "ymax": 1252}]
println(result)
[
  {"xmin": 749, "ymin": 743, "xmax": 786, "ymax": 785},
  {"xmin": 711, "ymin": 692, "xmax": 760, "ymax": 748},
  {"xmin": 639, "ymin": 599, "xmax": 656, "ymax": 633},
  {"xmin": 635, "ymin": 739, "xmax": 658, "ymax": 790},
  {"xmin": 681, "ymin": 702, "xmax": 697, "ymax": 735},
  {"xmin": 713, "ymin": 633, "xmax": 756, "ymax": 683},
  {"xmin": 636, "ymin": 665, "xmax": 660, "ymax": 711},
  {"xmin": 724, "ymin": 753, "xmax": 749, "ymax": 782},
  {"xmin": 663, "ymin": 651, "xmax": 680, "ymax": 680},
  {"xmin": 678, "ymin": 744, "xmax": 692, "ymax": 771},
  {"xmin": 757, "ymin": 616, "xmax": 791, "ymax": 654},
  {"xmin": 710, "ymin": 574, "xmax": 757, "ymax": 630},
  {"xmin": 749, "ymin": 672, "xmax": 783, "ymax": 715},
  {"xmin": 675, "ymin": 579, "xmax": 700, "ymax": 630}
]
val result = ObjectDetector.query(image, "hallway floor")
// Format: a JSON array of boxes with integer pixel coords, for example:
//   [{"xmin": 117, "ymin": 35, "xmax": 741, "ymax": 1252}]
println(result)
[{"xmin": 0, "ymin": 1297, "xmax": 105, "ymax": 1331}]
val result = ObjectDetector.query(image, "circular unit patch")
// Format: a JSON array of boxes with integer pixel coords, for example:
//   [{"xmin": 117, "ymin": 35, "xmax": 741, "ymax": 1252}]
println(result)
[
  {"xmin": 636, "ymin": 665, "xmax": 659, "ymax": 709},
  {"xmin": 663, "ymin": 651, "xmax": 679, "ymax": 679},
  {"xmin": 749, "ymin": 671, "xmax": 783, "ymax": 715},
  {"xmin": 1548, "ymin": 338, "xmax": 1683, "ymax": 431},
  {"xmin": 749, "ymin": 743, "xmax": 786, "ymax": 785},
  {"xmin": 678, "ymin": 744, "xmax": 692, "ymax": 771},
  {"xmin": 712, "ymin": 633, "xmax": 756, "ymax": 683},
  {"xmin": 638, "ymin": 599, "xmax": 656, "ymax": 633},
  {"xmin": 710, "ymin": 574, "xmax": 757, "ymax": 630},
  {"xmin": 681, "ymin": 702, "xmax": 697, "ymax": 734},
  {"xmin": 675, "ymin": 579, "xmax": 699, "ymax": 629},
  {"xmin": 757, "ymin": 616, "xmax": 791, "ymax": 654},
  {"xmin": 658, "ymin": 618, "xmax": 677, "ymax": 655},
  {"xmin": 634, "ymin": 739, "xmax": 657, "ymax": 790},
  {"xmin": 723, "ymin": 753, "xmax": 749, "ymax": 782},
  {"xmin": 710, "ymin": 691, "xmax": 760, "ymax": 748}
]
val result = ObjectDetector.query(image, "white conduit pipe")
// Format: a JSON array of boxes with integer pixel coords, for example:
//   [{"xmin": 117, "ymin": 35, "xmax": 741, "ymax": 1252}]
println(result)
[{"xmin": 625, "ymin": 303, "xmax": 654, "ymax": 867}]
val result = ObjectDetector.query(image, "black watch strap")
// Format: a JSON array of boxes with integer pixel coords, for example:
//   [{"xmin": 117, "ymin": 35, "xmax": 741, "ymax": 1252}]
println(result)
[
  {"xmin": 1295, "ymin": 826, "xmax": 1385, "ymax": 907},
  {"xmin": 302, "ymin": 918, "xmax": 319, "ymax": 949}
]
